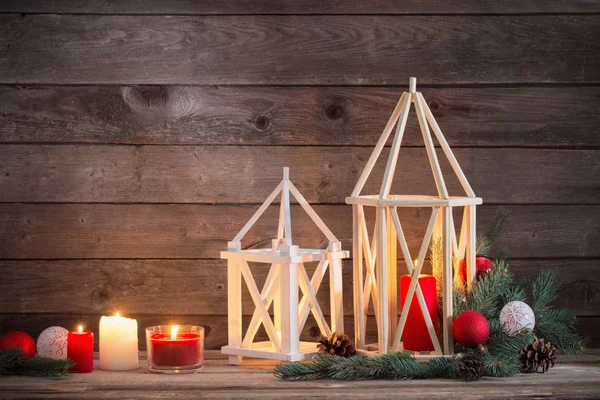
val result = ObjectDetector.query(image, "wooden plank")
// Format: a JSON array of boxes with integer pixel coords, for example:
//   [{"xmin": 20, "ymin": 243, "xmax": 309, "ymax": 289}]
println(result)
[
  {"xmin": 0, "ymin": 313, "xmax": 600, "ymax": 351},
  {"xmin": 2, "ymin": 1, "xmax": 599, "ymax": 15},
  {"xmin": 0, "ymin": 313, "xmax": 597, "ymax": 353},
  {"xmin": 2, "ymin": 381, "xmax": 600, "ymax": 400},
  {"xmin": 0, "ymin": 352, "xmax": 596, "ymax": 400},
  {"xmin": 1, "ymin": 15, "xmax": 598, "ymax": 84},
  {"xmin": 1, "ymin": 145, "xmax": 598, "ymax": 204},
  {"xmin": 0, "ymin": 314, "xmax": 378, "ymax": 351},
  {"xmin": 0, "ymin": 204, "xmax": 597, "ymax": 259},
  {"xmin": 579, "ymin": 317, "xmax": 600, "ymax": 349},
  {"xmin": 1, "ymin": 259, "xmax": 596, "ymax": 318},
  {"xmin": 2, "ymin": 86, "xmax": 599, "ymax": 147}
]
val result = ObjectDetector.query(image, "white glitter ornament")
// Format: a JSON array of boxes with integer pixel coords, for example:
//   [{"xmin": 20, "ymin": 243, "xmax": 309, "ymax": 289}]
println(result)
[
  {"xmin": 36, "ymin": 326, "xmax": 69, "ymax": 359},
  {"xmin": 499, "ymin": 301, "xmax": 535, "ymax": 335}
]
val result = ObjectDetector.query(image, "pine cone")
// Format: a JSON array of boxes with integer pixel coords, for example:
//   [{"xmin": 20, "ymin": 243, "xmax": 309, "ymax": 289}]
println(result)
[
  {"xmin": 317, "ymin": 332, "xmax": 356, "ymax": 358},
  {"xmin": 459, "ymin": 351, "xmax": 484, "ymax": 381},
  {"xmin": 520, "ymin": 338, "xmax": 557, "ymax": 373}
]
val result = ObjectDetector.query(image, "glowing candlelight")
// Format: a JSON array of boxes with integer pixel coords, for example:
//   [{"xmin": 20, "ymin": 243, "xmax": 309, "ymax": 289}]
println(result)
[{"xmin": 171, "ymin": 325, "xmax": 179, "ymax": 340}]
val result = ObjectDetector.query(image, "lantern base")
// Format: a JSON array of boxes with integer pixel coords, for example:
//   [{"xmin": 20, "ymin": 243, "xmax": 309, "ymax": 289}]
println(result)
[{"xmin": 222, "ymin": 341, "xmax": 320, "ymax": 363}]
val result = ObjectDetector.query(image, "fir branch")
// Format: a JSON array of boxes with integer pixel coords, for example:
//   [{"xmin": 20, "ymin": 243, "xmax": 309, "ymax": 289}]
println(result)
[
  {"xmin": 275, "ymin": 353, "xmax": 461, "ymax": 381},
  {"xmin": 0, "ymin": 349, "xmax": 72, "ymax": 377},
  {"xmin": 463, "ymin": 259, "xmax": 514, "ymax": 319},
  {"xmin": 481, "ymin": 352, "xmax": 520, "ymax": 377},
  {"xmin": 0, "ymin": 349, "xmax": 20, "ymax": 376},
  {"xmin": 534, "ymin": 308, "xmax": 584, "ymax": 356},
  {"xmin": 527, "ymin": 267, "xmax": 585, "ymax": 355},
  {"xmin": 531, "ymin": 268, "xmax": 561, "ymax": 312},
  {"xmin": 486, "ymin": 330, "xmax": 536, "ymax": 362}
]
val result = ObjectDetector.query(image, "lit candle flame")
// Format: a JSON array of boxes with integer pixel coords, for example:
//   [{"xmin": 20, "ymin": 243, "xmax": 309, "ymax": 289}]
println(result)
[
  {"xmin": 414, "ymin": 259, "xmax": 418, "ymax": 267},
  {"xmin": 78, "ymin": 325, "xmax": 83, "ymax": 334},
  {"xmin": 116, "ymin": 311, "xmax": 120, "ymax": 317},
  {"xmin": 171, "ymin": 325, "xmax": 178, "ymax": 340},
  {"xmin": 276, "ymin": 331, "xmax": 282, "ymax": 341}
]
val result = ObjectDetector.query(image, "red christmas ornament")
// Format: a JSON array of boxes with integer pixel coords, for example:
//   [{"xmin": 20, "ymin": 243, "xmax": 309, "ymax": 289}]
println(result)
[
  {"xmin": 453, "ymin": 310, "xmax": 490, "ymax": 348},
  {"xmin": 458, "ymin": 256, "xmax": 494, "ymax": 284},
  {"xmin": 0, "ymin": 330, "xmax": 37, "ymax": 358}
]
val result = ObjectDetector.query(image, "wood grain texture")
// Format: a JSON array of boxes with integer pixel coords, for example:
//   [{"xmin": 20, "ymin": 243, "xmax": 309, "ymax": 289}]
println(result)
[
  {"xmin": 1, "ymin": 145, "xmax": 598, "ymax": 204},
  {"xmin": 579, "ymin": 317, "xmax": 600, "ymax": 349},
  {"xmin": 2, "ymin": 0, "xmax": 599, "ymax": 15},
  {"xmin": 0, "ymin": 314, "xmax": 373, "ymax": 351},
  {"xmin": 1, "ymin": 15, "xmax": 598, "ymax": 84},
  {"xmin": 0, "ymin": 352, "xmax": 596, "ymax": 400},
  {"xmin": 2, "ymin": 85, "xmax": 599, "ymax": 147},
  {"xmin": 0, "ymin": 259, "xmax": 597, "ymax": 316},
  {"xmin": 0, "ymin": 204, "xmax": 597, "ymax": 259},
  {"xmin": 0, "ymin": 313, "xmax": 597, "ymax": 351}
]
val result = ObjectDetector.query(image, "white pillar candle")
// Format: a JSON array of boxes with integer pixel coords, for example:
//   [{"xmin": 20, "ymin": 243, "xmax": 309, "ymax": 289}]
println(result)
[{"xmin": 99, "ymin": 312, "xmax": 139, "ymax": 370}]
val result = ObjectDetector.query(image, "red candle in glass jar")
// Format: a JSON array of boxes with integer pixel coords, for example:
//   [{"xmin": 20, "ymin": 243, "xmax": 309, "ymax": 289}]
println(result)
[
  {"xmin": 149, "ymin": 326, "xmax": 202, "ymax": 367},
  {"xmin": 400, "ymin": 274, "xmax": 439, "ymax": 351},
  {"xmin": 67, "ymin": 326, "xmax": 94, "ymax": 373}
]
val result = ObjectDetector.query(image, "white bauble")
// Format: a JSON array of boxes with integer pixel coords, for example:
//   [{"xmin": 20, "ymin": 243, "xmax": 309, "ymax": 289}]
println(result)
[
  {"xmin": 37, "ymin": 326, "xmax": 69, "ymax": 359},
  {"xmin": 500, "ymin": 301, "xmax": 535, "ymax": 335}
]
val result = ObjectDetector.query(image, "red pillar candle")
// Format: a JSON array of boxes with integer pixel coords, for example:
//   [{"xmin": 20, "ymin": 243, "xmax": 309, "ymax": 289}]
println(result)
[
  {"xmin": 400, "ymin": 274, "xmax": 439, "ymax": 351},
  {"xmin": 67, "ymin": 326, "xmax": 94, "ymax": 373}
]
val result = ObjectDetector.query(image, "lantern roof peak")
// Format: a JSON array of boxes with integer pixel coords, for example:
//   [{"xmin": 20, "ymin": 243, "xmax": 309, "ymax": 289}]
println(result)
[
  {"xmin": 349, "ymin": 77, "xmax": 476, "ymax": 202},
  {"xmin": 231, "ymin": 167, "xmax": 338, "ymax": 247}
]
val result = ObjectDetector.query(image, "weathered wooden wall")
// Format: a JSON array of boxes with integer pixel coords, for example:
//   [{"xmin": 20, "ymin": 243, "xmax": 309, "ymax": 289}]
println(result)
[{"xmin": 0, "ymin": 1, "xmax": 599, "ymax": 350}]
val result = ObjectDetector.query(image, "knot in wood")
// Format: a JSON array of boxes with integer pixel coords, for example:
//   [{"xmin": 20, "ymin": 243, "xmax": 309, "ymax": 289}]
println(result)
[
  {"xmin": 428, "ymin": 100, "xmax": 441, "ymax": 112},
  {"xmin": 254, "ymin": 115, "xmax": 271, "ymax": 130},
  {"xmin": 324, "ymin": 103, "xmax": 344, "ymax": 120}
]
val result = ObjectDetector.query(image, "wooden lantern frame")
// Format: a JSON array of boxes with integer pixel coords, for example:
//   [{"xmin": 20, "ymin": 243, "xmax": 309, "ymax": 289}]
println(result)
[
  {"xmin": 346, "ymin": 78, "xmax": 482, "ymax": 357},
  {"xmin": 221, "ymin": 167, "xmax": 349, "ymax": 364}
]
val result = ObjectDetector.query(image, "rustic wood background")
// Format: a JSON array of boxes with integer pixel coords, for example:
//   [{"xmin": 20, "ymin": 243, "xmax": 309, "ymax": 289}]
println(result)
[{"xmin": 0, "ymin": 1, "xmax": 599, "ymax": 350}]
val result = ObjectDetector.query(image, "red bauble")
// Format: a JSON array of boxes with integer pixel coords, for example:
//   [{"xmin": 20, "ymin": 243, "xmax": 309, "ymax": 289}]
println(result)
[
  {"xmin": 0, "ymin": 331, "xmax": 37, "ymax": 358},
  {"xmin": 458, "ymin": 256, "xmax": 494, "ymax": 284},
  {"xmin": 453, "ymin": 310, "xmax": 490, "ymax": 348}
]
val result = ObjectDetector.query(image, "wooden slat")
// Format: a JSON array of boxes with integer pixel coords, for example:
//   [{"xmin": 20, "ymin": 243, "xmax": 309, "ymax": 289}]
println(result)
[
  {"xmin": 1, "ymin": 15, "xmax": 598, "ymax": 84},
  {"xmin": 0, "ymin": 204, "xmax": 597, "ymax": 259},
  {"xmin": 2, "ymin": 1, "xmax": 599, "ymax": 15},
  {"xmin": 2, "ymin": 86, "xmax": 599, "ymax": 147},
  {"xmin": 1, "ymin": 259, "xmax": 596, "ymax": 317},
  {"xmin": 579, "ymin": 317, "xmax": 600, "ymax": 349},
  {"xmin": 0, "ymin": 313, "xmax": 597, "ymax": 351},
  {"xmin": 1, "ymin": 145, "xmax": 598, "ymax": 204},
  {"xmin": 0, "ymin": 314, "xmax": 378, "ymax": 351}
]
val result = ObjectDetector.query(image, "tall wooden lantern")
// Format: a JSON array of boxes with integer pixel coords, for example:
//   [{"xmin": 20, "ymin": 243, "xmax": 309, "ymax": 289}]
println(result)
[
  {"xmin": 346, "ymin": 78, "xmax": 482, "ymax": 357},
  {"xmin": 222, "ymin": 167, "xmax": 349, "ymax": 364}
]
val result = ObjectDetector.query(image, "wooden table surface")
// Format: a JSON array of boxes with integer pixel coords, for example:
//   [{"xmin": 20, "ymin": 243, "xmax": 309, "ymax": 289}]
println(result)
[{"xmin": 1, "ymin": 351, "xmax": 599, "ymax": 399}]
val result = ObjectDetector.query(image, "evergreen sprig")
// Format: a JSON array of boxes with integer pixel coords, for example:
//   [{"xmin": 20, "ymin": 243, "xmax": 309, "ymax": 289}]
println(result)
[
  {"xmin": 0, "ymin": 349, "xmax": 73, "ymax": 377},
  {"xmin": 274, "ymin": 353, "xmax": 460, "ymax": 381}
]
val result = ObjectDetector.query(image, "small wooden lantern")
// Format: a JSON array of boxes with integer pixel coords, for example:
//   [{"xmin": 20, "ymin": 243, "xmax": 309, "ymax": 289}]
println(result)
[
  {"xmin": 346, "ymin": 78, "xmax": 482, "ymax": 357},
  {"xmin": 221, "ymin": 168, "xmax": 349, "ymax": 364}
]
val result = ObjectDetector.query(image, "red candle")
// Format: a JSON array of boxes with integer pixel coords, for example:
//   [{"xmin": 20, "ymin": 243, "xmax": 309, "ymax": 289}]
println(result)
[
  {"xmin": 67, "ymin": 326, "xmax": 94, "ymax": 373},
  {"xmin": 149, "ymin": 326, "xmax": 202, "ymax": 367},
  {"xmin": 400, "ymin": 274, "xmax": 439, "ymax": 351}
]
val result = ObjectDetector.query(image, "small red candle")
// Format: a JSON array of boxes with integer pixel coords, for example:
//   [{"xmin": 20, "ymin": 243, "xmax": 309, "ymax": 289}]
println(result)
[
  {"xmin": 67, "ymin": 326, "xmax": 94, "ymax": 373},
  {"xmin": 149, "ymin": 326, "xmax": 202, "ymax": 367},
  {"xmin": 400, "ymin": 273, "xmax": 439, "ymax": 351}
]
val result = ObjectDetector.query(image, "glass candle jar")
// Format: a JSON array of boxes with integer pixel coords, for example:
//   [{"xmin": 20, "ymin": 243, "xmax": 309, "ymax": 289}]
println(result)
[{"xmin": 146, "ymin": 325, "xmax": 204, "ymax": 373}]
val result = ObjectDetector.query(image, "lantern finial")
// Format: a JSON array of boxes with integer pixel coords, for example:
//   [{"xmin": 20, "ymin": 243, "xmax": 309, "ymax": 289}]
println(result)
[{"xmin": 409, "ymin": 77, "xmax": 417, "ymax": 93}]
